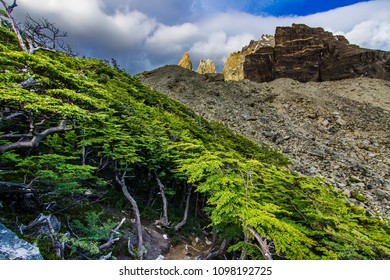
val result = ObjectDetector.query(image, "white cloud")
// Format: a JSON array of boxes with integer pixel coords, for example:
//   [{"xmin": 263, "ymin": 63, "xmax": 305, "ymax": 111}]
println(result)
[
  {"xmin": 346, "ymin": 17, "xmax": 390, "ymax": 51},
  {"xmin": 190, "ymin": 32, "xmax": 254, "ymax": 68},
  {"xmin": 11, "ymin": 0, "xmax": 390, "ymax": 73}
]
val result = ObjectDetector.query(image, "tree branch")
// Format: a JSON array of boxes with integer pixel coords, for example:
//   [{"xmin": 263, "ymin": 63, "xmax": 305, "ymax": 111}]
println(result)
[
  {"xmin": 98, "ymin": 217, "xmax": 126, "ymax": 251},
  {"xmin": 0, "ymin": 118, "xmax": 73, "ymax": 154},
  {"xmin": 246, "ymin": 226, "xmax": 273, "ymax": 260}
]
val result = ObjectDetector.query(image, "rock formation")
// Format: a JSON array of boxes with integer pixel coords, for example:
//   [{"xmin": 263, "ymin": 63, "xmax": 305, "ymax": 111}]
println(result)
[
  {"xmin": 0, "ymin": 223, "xmax": 43, "ymax": 260},
  {"xmin": 197, "ymin": 59, "xmax": 217, "ymax": 74},
  {"xmin": 178, "ymin": 52, "xmax": 192, "ymax": 70},
  {"xmin": 223, "ymin": 35, "xmax": 275, "ymax": 81},
  {"xmin": 243, "ymin": 24, "xmax": 390, "ymax": 83}
]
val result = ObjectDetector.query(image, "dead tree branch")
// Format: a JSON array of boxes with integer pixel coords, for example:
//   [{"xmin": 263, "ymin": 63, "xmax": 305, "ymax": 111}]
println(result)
[
  {"xmin": 205, "ymin": 239, "xmax": 228, "ymax": 260},
  {"xmin": 98, "ymin": 217, "xmax": 126, "ymax": 251},
  {"xmin": 246, "ymin": 226, "xmax": 273, "ymax": 260}
]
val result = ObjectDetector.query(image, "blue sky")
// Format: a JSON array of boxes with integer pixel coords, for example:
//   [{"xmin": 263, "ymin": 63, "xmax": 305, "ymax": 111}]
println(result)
[
  {"xmin": 248, "ymin": 0, "xmax": 369, "ymax": 16},
  {"xmin": 11, "ymin": 0, "xmax": 390, "ymax": 73}
]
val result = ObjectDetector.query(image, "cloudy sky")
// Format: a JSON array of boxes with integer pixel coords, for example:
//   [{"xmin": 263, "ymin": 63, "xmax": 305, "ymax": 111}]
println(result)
[{"xmin": 10, "ymin": 0, "xmax": 390, "ymax": 73}]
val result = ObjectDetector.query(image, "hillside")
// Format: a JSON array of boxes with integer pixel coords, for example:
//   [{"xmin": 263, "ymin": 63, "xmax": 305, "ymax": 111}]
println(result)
[
  {"xmin": 1, "ymin": 25, "xmax": 390, "ymax": 260},
  {"xmin": 140, "ymin": 66, "xmax": 390, "ymax": 219}
]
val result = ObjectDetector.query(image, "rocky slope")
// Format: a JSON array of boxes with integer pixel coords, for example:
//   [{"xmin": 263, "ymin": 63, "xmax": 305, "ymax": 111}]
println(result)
[
  {"xmin": 223, "ymin": 24, "xmax": 390, "ymax": 83},
  {"xmin": 139, "ymin": 65, "xmax": 390, "ymax": 218}
]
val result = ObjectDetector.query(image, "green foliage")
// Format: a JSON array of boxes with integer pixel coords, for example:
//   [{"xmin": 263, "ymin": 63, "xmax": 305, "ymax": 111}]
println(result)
[
  {"xmin": 0, "ymin": 24, "xmax": 389, "ymax": 260},
  {"xmin": 178, "ymin": 150, "xmax": 390, "ymax": 259},
  {"xmin": 65, "ymin": 212, "xmax": 118, "ymax": 257}
]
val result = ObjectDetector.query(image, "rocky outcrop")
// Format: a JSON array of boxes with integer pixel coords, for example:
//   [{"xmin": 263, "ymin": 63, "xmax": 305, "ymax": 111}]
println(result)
[
  {"xmin": 197, "ymin": 59, "xmax": 217, "ymax": 74},
  {"xmin": 223, "ymin": 35, "xmax": 275, "ymax": 81},
  {"xmin": 178, "ymin": 52, "xmax": 193, "ymax": 70},
  {"xmin": 0, "ymin": 223, "xmax": 43, "ymax": 260},
  {"xmin": 243, "ymin": 24, "xmax": 390, "ymax": 83}
]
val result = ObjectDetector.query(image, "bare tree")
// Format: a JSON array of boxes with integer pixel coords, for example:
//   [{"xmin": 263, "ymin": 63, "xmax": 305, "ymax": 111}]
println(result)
[
  {"xmin": 0, "ymin": 0, "xmax": 75, "ymax": 55},
  {"xmin": 23, "ymin": 13, "xmax": 75, "ymax": 55}
]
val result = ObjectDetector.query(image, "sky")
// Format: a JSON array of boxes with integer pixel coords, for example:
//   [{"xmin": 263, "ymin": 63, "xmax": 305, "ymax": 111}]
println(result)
[{"xmin": 8, "ymin": 0, "xmax": 390, "ymax": 73}]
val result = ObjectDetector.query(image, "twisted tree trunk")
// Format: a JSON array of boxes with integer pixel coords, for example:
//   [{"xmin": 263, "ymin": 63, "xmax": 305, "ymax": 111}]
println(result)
[
  {"xmin": 115, "ymin": 175, "xmax": 143, "ymax": 259},
  {"xmin": 153, "ymin": 171, "xmax": 169, "ymax": 227},
  {"xmin": 175, "ymin": 184, "xmax": 192, "ymax": 231}
]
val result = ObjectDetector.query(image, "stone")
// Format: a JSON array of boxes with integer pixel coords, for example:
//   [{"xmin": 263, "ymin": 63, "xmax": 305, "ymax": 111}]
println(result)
[
  {"xmin": 243, "ymin": 24, "xmax": 390, "ymax": 83},
  {"xmin": 178, "ymin": 52, "xmax": 192, "ymax": 70},
  {"xmin": 0, "ymin": 223, "xmax": 43, "ymax": 260},
  {"xmin": 336, "ymin": 118, "xmax": 347, "ymax": 126},
  {"xmin": 343, "ymin": 189, "xmax": 352, "ymax": 198},
  {"xmin": 374, "ymin": 189, "xmax": 389, "ymax": 199},
  {"xmin": 197, "ymin": 59, "xmax": 217, "ymax": 74}
]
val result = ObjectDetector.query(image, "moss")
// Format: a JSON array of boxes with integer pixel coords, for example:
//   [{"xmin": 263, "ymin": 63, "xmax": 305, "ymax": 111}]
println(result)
[{"xmin": 351, "ymin": 191, "xmax": 367, "ymax": 202}]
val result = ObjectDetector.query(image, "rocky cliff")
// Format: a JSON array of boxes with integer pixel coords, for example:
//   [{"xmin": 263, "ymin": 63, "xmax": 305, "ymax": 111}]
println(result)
[
  {"xmin": 224, "ymin": 24, "xmax": 390, "ymax": 82},
  {"xmin": 223, "ymin": 35, "xmax": 275, "ymax": 81}
]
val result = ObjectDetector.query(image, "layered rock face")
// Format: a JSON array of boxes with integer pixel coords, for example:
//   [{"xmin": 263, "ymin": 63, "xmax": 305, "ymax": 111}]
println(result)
[
  {"xmin": 178, "ymin": 52, "xmax": 192, "ymax": 70},
  {"xmin": 223, "ymin": 35, "xmax": 275, "ymax": 81},
  {"xmin": 197, "ymin": 59, "xmax": 217, "ymax": 74},
  {"xmin": 226, "ymin": 24, "xmax": 390, "ymax": 83}
]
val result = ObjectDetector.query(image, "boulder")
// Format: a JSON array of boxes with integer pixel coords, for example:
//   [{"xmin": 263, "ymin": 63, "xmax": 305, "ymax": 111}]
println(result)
[
  {"xmin": 197, "ymin": 59, "xmax": 217, "ymax": 74},
  {"xmin": 178, "ymin": 52, "xmax": 193, "ymax": 70},
  {"xmin": 0, "ymin": 223, "xmax": 43, "ymax": 260}
]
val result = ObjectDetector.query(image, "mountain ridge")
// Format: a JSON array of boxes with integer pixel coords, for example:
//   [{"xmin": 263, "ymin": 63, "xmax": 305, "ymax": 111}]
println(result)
[{"xmin": 223, "ymin": 24, "xmax": 390, "ymax": 82}]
